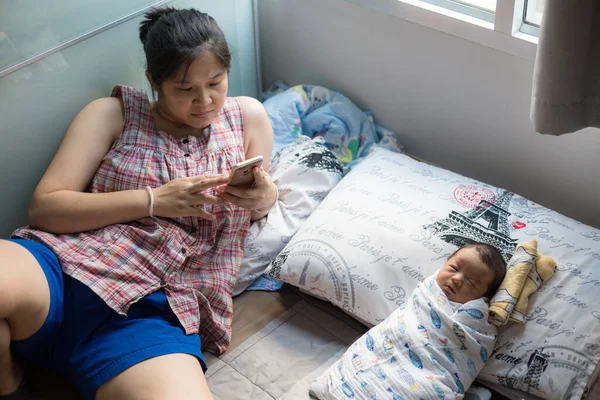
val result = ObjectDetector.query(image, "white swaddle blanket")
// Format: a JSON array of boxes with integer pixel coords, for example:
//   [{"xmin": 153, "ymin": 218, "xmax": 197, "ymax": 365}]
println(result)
[{"xmin": 310, "ymin": 273, "xmax": 497, "ymax": 399}]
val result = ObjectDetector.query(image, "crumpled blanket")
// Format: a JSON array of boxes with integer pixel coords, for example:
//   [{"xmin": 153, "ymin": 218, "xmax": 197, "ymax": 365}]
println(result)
[
  {"xmin": 488, "ymin": 239, "xmax": 557, "ymax": 326},
  {"xmin": 261, "ymin": 81, "xmax": 404, "ymax": 170},
  {"xmin": 309, "ymin": 274, "xmax": 497, "ymax": 399}
]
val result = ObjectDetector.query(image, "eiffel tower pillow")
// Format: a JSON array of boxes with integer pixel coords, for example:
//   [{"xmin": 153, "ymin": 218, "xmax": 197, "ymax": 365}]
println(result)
[{"xmin": 267, "ymin": 146, "xmax": 600, "ymax": 400}]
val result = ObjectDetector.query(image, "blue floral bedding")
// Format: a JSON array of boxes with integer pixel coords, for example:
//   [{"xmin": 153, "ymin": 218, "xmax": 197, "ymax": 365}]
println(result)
[{"xmin": 261, "ymin": 81, "xmax": 404, "ymax": 170}]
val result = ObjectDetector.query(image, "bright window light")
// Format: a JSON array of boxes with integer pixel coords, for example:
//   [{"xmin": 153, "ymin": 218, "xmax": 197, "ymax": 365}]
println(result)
[
  {"xmin": 524, "ymin": 0, "xmax": 545, "ymax": 26},
  {"xmin": 458, "ymin": 0, "xmax": 496, "ymax": 12},
  {"xmin": 420, "ymin": 0, "xmax": 496, "ymax": 22}
]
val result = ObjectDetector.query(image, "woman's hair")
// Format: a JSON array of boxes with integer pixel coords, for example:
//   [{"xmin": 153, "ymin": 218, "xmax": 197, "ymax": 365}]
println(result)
[
  {"xmin": 449, "ymin": 242, "xmax": 507, "ymax": 299},
  {"xmin": 139, "ymin": 7, "xmax": 231, "ymax": 87}
]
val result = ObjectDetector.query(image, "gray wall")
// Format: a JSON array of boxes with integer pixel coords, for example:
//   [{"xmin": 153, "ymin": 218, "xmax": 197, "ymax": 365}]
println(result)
[
  {"xmin": 258, "ymin": 0, "xmax": 600, "ymax": 229},
  {"xmin": 0, "ymin": 0, "xmax": 258, "ymax": 238}
]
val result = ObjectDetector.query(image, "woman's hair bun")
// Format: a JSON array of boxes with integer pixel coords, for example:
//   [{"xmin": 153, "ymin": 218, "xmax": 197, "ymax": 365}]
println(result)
[{"xmin": 139, "ymin": 6, "xmax": 177, "ymax": 45}]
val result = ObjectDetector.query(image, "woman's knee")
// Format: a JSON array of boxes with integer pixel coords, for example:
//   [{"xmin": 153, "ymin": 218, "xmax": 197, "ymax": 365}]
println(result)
[
  {"xmin": 0, "ymin": 240, "xmax": 50, "ymax": 340},
  {"xmin": 96, "ymin": 354, "xmax": 214, "ymax": 400}
]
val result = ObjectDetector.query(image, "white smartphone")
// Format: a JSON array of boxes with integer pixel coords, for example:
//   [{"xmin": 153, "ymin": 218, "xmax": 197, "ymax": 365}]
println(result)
[{"xmin": 228, "ymin": 155, "xmax": 264, "ymax": 187}]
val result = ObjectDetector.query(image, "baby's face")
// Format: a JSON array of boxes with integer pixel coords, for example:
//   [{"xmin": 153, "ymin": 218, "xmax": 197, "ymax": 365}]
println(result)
[{"xmin": 436, "ymin": 247, "xmax": 495, "ymax": 304}]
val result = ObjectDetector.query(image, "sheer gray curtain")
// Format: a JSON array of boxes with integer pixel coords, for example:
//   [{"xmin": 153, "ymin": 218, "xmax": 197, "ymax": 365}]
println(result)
[{"xmin": 531, "ymin": 0, "xmax": 600, "ymax": 135}]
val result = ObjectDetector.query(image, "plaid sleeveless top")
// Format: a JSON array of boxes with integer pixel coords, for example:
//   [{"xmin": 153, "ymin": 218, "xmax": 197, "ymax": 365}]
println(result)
[{"xmin": 13, "ymin": 85, "xmax": 251, "ymax": 354}]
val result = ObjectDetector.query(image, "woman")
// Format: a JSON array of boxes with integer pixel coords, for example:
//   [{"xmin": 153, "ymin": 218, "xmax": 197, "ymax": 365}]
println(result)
[{"xmin": 0, "ymin": 7, "xmax": 275, "ymax": 400}]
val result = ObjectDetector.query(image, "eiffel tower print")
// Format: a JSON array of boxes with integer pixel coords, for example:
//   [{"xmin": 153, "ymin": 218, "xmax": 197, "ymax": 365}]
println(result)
[{"xmin": 425, "ymin": 190, "xmax": 518, "ymax": 261}]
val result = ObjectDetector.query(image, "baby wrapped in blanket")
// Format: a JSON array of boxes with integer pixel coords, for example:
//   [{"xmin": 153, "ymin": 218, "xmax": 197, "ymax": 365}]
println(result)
[{"xmin": 310, "ymin": 243, "xmax": 507, "ymax": 400}]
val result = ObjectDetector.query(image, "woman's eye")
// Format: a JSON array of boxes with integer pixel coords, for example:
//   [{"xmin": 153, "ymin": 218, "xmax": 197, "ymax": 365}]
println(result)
[
  {"xmin": 179, "ymin": 87, "xmax": 193, "ymax": 92},
  {"xmin": 210, "ymin": 80, "xmax": 223, "ymax": 87}
]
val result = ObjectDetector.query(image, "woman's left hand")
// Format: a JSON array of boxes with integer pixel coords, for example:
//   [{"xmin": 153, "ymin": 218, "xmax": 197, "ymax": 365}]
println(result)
[{"xmin": 216, "ymin": 166, "xmax": 277, "ymax": 212}]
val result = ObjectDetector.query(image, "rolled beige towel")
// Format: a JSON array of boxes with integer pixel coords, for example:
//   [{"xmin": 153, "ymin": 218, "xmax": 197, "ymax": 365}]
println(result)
[{"xmin": 489, "ymin": 239, "xmax": 557, "ymax": 326}]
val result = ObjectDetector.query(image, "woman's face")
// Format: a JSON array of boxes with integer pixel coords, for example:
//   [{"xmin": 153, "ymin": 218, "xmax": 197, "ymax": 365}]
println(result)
[{"xmin": 156, "ymin": 51, "xmax": 229, "ymax": 130}]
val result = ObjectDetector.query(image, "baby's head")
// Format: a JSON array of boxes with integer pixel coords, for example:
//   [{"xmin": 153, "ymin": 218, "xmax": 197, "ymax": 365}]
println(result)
[{"xmin": 436, "ymin": 242, "xmax": 506, "ymax": 304}]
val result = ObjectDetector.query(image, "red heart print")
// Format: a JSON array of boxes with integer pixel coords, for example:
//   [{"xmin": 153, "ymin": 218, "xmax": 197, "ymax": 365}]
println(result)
[{"xmin": 512, "ymin": 221, "xmax": 527, "ymax": 229}]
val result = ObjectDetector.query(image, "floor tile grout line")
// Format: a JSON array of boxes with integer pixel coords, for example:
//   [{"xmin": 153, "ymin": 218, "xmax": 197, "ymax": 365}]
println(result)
[{"xmin": 219, "ymin": 300, "xmax": 308, "ymax": 364}]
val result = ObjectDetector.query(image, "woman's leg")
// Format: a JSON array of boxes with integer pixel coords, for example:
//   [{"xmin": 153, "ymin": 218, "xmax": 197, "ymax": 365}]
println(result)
[
  {"xmin": 95, "ymin": 354, "xmax": 214, "ymax": 400},
  {"xmin": 0, "ymin": 239, "xmax": 51, "ymax": 395}
]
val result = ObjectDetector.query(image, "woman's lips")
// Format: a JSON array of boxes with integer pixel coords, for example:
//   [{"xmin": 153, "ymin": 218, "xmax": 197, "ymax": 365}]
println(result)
[{"xmin": 191, "ymin": 111, "xmax": 211, "ymax": 118}]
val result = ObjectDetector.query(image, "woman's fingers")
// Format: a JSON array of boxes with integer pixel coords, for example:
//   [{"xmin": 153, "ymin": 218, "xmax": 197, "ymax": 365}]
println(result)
[
  {"xmin": 217, "ymin": 190, "xmax": 254, "ymax": 209},
  {"xmin": 222, "ymin": 168, "xmax": 267, "ymax": 197},
  {"xmin": 221, "ymin": 184, "xmax": 253, "ymax": 198},
  {"xmin": 188, "ymin": 174, "xmax": 230, "ymax": 193},
  {"xmin": 214, "ymin": 167, "xmax": 275, "ymax": 211},
  {"xmin": 217, "ymin": 190, "xmax": 243, "ymax": 204},
  {"xmin": 253, "ymin": 166, "xmax": 266, "ymax": 184}
]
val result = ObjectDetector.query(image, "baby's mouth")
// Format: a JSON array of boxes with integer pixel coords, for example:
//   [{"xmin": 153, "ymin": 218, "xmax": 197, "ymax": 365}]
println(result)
[{"xmin": 444, "ymin": 285, "xmax": 456, "ymax": 295}]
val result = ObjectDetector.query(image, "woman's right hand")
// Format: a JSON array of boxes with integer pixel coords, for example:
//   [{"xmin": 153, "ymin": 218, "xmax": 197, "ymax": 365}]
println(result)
[{"xmin": 152, "ymin": 174, "xmax": 230, "ymax": 220}]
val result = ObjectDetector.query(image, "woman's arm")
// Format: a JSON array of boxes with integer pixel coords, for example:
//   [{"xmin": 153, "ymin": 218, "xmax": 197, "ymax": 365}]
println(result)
[
  {"xmin": 30, "ymin": 96, "xmax": 241, "ymax": 234},
  {"xmin": 238, "ymin": 96, "xmax": 276, "ymax": 221},
  {"xmin": 27, "ymin": 97, "xmax": 152, "ymax": 234}
]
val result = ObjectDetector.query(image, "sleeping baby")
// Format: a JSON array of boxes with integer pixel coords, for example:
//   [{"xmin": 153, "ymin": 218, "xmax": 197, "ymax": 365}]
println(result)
[{"xmin": 310, "ymin": 242, "xmax": 507, "ymax": 400}]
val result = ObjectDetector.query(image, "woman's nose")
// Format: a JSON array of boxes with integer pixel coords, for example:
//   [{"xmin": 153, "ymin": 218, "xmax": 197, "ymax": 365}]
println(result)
[{"xmin": 194, "ymin": 91, "xmax": 212, "ymax": 106}]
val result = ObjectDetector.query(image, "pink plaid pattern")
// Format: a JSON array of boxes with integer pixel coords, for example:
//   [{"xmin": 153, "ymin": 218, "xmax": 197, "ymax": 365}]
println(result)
[{"xmin": 13, "ymin": 85, "xmax": 251, "ymax": 354}]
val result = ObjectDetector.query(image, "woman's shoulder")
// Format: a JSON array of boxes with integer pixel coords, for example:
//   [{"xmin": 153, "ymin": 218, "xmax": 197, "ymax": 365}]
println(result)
[
  {"xmin": 81, "ymin": 97, "xmax": 124, "ymax": 122},
  {"xmin": 77, "ymin": 97, "xmax": 124, "ymax": 141},
  {"xmin": 86, "ymin": 96, "xmax": 124, "ymax": 113},
  {"xmin": 234, "ymin": 96, "xmax": 268, "ymax": 123},
  {"xmin": 235, "ymin": 96, "xmax": 264, "ymax": 110},
  {"xmin": 231, "ymin": 96, "xmax": 273, "ymax": 155}
]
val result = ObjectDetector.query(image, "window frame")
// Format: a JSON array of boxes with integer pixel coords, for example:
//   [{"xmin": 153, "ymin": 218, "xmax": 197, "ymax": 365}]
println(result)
[
  {"xmin": 420, "ymin": 0, "xmax": 495, "ymax": 23},
  {"xmin": 421, "ymin": 0, "xmax": 542, "ymax": 38},
  {"xmin": 344, "ymin": 0, "xmax": 539, "ymax": 60},
  {"xmin": 520, "ymin": 0, "xmax": 542, "ymax": 36}
]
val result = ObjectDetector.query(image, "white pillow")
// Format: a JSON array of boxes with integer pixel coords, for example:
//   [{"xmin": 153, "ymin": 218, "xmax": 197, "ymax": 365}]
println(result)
[
  {"xmin": 234, "ymin": 136, "xmax": 343, "ymax": 295},
  {"xmin": 267, "ymin": 146, "xmax": 600, "ymax": 400}
]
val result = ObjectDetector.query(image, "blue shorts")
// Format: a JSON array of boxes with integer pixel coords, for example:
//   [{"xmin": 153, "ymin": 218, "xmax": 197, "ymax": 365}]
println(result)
[{"xmin": 8, "ymin": 239, "xmax": 207, "ymax": 400}]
